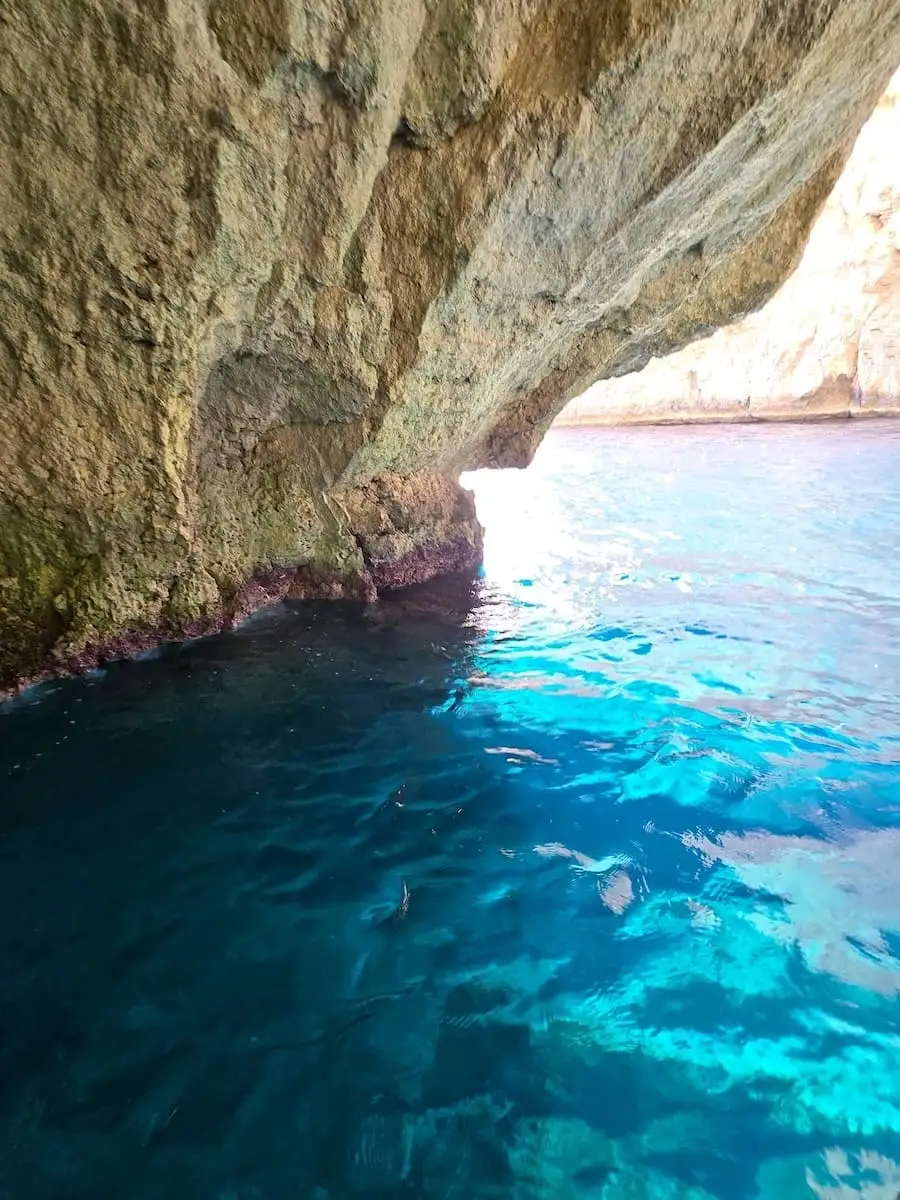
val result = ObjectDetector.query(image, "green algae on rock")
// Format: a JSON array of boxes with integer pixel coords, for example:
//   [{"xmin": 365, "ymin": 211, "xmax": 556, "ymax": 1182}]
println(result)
[{"xmin": 2, "ymin": 0, "xmax": 900, "ymax": 689}]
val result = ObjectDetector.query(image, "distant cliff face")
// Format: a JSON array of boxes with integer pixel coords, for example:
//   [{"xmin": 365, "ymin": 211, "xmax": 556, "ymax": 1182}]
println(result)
[
  {"xmin": 557, "ymin": 71, "xmax": 900, "ymax": 428},
  {"xmin": 3, "ymin": 1, "xmax": 900, "ymax": 690}
]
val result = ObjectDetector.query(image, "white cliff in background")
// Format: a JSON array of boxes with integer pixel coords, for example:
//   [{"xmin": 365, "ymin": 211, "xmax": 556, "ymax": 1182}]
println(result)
[{"xmin": 558, "ymin": 71, "xmax": 900, "ymax": 427}]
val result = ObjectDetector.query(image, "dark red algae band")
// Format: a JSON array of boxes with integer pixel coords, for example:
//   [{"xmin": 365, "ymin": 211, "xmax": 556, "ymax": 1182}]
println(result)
[
  {"xmin": 1, "ymin": 538, "xmax": 483, "ymax": 701},
  {"xmin": 366, "ymin": 534, "xmax": 483, "ymax": 593}
]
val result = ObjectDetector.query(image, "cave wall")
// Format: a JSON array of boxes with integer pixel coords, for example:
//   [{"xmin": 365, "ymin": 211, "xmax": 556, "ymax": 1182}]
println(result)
[
  {"xmin": 556, "ymin": 69, "xmax": 900, "ymax": 427},
  {"xmin": 3, "ymin": 0, "xmax": 900, "ymax": 689}
]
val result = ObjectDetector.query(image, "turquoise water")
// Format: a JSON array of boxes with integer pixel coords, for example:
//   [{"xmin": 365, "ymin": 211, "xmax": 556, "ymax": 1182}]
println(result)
[{"xmin": 3, "ymin": 423, "xmax": 900, "ymax": 1198}]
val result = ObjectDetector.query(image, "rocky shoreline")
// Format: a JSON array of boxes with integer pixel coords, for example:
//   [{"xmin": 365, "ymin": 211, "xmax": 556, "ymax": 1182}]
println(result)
[
  {"xmin": 0, "ymin": 523, "xmax": 483, "ymax": 701},
  {"xmin": 555, "ymin": 395, "xmax": 900, "ymax": 428},
  {"xmin": 4, "ymin": 0, "xmax": 900, "ymax": 690}
]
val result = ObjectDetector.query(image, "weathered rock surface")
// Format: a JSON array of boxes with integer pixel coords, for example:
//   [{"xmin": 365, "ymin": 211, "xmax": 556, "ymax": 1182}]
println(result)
[
  {"xmin": 3, "ymin": 0, "xmax": 900, "ymax": 689},
  {"xmin": 557, "ymin": 69, "xmax": 900, "ymax": 427}
]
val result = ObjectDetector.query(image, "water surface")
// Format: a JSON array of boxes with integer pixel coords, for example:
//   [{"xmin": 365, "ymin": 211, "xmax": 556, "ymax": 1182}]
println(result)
[{"xmin": 3, "ymin": 423, "xmax": 900, "ymax": 1198}]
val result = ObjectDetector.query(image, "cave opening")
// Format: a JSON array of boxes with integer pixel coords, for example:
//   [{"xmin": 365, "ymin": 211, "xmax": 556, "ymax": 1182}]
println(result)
[{"xmin": 2, "ymin": 9, "xmax": 900, "ymax": 1198}]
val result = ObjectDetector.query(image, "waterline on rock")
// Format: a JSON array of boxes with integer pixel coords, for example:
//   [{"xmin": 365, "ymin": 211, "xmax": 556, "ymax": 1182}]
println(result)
[{"xmin": 2, "ymin": 423, "xmax": 900, "ymax": 1198}]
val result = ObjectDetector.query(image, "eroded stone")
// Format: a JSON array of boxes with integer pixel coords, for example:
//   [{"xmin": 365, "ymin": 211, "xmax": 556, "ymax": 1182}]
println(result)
[
  {"xmin": 557, "ymin": 70, "xmax": 900, "ymax": 426},
  {"xmin": 2, "ymin": 0, "xmax": 900, "ymax": 689}
]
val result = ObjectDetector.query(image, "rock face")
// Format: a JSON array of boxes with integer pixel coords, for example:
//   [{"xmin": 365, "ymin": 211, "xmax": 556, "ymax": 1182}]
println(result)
[
  {"xmin": 3, "ymin": 1, "xmax": 900, "ymax": 689},
  {"xmin": 557, "ymin": 69, "xmax": 900, "ymax": 427}
]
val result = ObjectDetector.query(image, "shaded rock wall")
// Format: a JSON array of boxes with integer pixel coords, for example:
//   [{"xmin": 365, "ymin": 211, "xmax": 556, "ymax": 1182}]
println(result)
[
  {"xmin": 557, "ymin": 70, "xmax": 900, "ymax": 427},
  {"xmin": 3, "ymin": 0, "xmax": 900, "ymax": 688}
]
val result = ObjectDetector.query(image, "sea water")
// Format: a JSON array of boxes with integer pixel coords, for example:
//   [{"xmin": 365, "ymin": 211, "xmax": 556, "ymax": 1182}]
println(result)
[{"xmin": 2, "ymin": 423, "xmax": 900, "ymax": 1199}]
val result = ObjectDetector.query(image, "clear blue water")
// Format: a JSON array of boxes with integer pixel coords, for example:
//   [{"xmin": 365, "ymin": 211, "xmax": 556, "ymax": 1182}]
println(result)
[{"xmin": 3, "ymin": 423, "xmax": 900, "ymax": 1199}]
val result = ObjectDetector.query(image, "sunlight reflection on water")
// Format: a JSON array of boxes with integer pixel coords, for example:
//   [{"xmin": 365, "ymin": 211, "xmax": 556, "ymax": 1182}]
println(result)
[{"xmin": 1, "ymin": 423, "xmax": 900, "ymax": 1198}]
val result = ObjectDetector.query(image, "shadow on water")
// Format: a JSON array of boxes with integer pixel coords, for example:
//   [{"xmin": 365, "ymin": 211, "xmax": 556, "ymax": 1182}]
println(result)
[
  {"xmin": 0, "ymin": 576, "xmax": 507, "ymax": 1198},
  {"xmin": 4, "ymin": 425, "xmax": 900, "ymax": 1198}
]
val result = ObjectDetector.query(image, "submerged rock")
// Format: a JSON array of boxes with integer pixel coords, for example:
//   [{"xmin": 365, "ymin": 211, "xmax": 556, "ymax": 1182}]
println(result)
[{"xmin": 2, "ymin": 0, "xmax": 900, "ymax": 688}]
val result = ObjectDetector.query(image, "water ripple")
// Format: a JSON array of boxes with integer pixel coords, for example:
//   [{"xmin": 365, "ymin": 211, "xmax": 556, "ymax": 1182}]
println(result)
[{"xmin": 2, "ymin": 423, "xmax": 900, "ymax": 1197}]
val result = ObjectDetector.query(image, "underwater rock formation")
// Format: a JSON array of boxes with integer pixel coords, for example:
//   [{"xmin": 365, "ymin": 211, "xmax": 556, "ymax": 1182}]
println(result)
[{"xmin": 3, "ymin": 0, "xmax": 900, "ymax": 688}]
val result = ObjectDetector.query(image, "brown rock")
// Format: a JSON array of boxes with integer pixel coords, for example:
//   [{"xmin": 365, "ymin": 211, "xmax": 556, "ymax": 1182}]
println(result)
[
  {"xmin": 2, "ymin": 0, "xmax": 900, "ymax": 689},
  {"xmin": 557, "ymin": 69, "xmax": 900, "ymax": 426}
]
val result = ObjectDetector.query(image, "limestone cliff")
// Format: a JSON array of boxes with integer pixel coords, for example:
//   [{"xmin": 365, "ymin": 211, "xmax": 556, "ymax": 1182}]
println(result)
[
  {"xmin": 3, "ymin": 0, "xmax": 900, "ymax": 689},
  {"xmin": 557, "ymin": 69, "xmax": 900, "ymax": 427}
]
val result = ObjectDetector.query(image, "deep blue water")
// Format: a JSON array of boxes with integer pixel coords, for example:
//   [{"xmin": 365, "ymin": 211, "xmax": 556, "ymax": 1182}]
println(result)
[{"xmin": 3, "ymin": 423, "xmax": 900, "ymax": 1199}]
